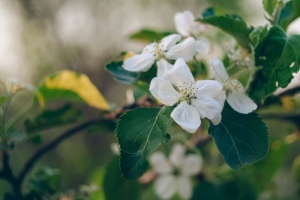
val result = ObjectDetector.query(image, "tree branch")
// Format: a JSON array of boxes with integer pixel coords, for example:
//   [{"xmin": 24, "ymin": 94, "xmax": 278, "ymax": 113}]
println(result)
[{"xmin": 18, "ymin": 95, "xmax": 156, "ymax": 189}]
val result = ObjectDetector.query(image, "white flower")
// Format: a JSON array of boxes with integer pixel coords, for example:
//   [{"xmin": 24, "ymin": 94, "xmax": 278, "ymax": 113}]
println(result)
[
  {"xmin": 149, "ymin": 58, "xmax": 224, "ymax": 133},
  {"xmin": 174, "ymin": 10, "xmax": 206, "ymax": 37},
  {"xmin": 149, "ymin": 143, "xmax": 202, "ymax": 199},
  {"xmin": 225, "ymin": 41, "xmax": 254, "ymax": 68},
  {"xmin": 195, "ymin": 37, "xmax": 212, "ymax": 55},
  {"xmin": 210, "ymin": 58, "xmax": 257, "ymax": 114},
  {"xmin": 123, "ymin": 34, "xmax": 196, "ymax": 74}
]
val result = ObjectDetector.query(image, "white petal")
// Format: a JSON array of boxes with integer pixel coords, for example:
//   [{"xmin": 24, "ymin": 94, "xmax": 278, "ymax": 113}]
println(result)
[
  {"xmin": 211, "ymin": 113, "xmax": 222, "ymax": 125},
  {"xmin": 174, "ymin": 11, "xmax": 195, "ymax": 37},
  {"xmin": 216, "ymin": 90, "xmax": 226, "ymax": 107},
  {"xmin": 166, "ymin": 37, "xmax": 196, "ymax": 62},
  {"xmin": 149, "ymin": 77, "xmax": 181, "ymax": 106},
  {"xmin": 142, "ymin": 43, "xmax": 156, "ymax": 54},
  {"xmin": 123, "ymin": 54, "xmax": 156, "ymax": 72},
  {"xmin": 181, "ymin": 154, "xmax": 202, "ymax": 175},
  {"xmin": 171, "ymin": 101, "xmax": 201, "ymax": 133},
  {"xmin": 157, "ymin": 58, "xmax": 173, "ymax": 78},
  {"xmin": 149, "ymin": 152, "xmax": 172, "ymax": 174},
  {"xmin": 210, "ymin": 58, "xmax": 229, "ymax": 83},
  {"xmin": 169, "ymin": 143, "xmax": 186, "ymax": 167},
  {"xmin": 160, "ymin": 34, "xmax": 182, "ymax": 51},
  {"xmin": 192, "ymin": 96, "xmax": 223, "ymax": 120},
  {"xmin": 177, "ymin": 175, "xmax": 193, "ymax": 199},
  {"xmin": 195, "ymin": 80, "xmax": 223, "ymax": 98},
  {"xmin": 155, "ymin": 175, "xmax": 176, "ymax": 199},
  {"xmin": 195, "ymin": 37, "xmax": 212, "ymax": 54},
  {"xmin": 164, "ymin": 58, "xmax": 194, "ymax": 87},
  {"xmin": 227, "ymin": 91, "xmax": 257, "ymax": 114}
]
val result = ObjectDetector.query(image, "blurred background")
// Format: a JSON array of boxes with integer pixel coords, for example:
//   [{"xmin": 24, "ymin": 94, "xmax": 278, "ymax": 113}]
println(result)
[{"xmin": 1, "ymin": 0, "xmax": 300, "ymax": 199}]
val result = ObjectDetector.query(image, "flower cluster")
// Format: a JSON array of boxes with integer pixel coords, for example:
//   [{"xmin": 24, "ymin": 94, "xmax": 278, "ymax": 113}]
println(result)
[
  {"xmin": 122, "ymin": 10, "xmax": 257, "ymax": 133},
  {"xmin": 149, "ymin": 143, "xmax": 202, "ymax": 199}
]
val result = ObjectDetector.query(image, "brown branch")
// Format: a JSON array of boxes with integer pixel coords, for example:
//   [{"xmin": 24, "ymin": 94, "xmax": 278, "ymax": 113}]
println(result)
[{"xmin": 276, "ymin": 86, "xmax": 300, "ymax": 98}]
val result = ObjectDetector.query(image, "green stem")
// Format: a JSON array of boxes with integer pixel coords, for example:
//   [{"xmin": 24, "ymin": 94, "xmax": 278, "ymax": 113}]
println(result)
[
  {"xmin": 5, "ymin": 101, "xmax": 34, "ymax": 132},
  {"xmin": 272, "ymin": 0, "xmax": 285, "ymax": 25}
]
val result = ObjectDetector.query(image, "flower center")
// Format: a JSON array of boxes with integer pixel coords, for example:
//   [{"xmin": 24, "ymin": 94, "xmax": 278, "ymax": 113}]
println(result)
[
  {"xmin": 222, "ymin": 77, "xmax": 243, "ymax": 93},
  {"xmin": 176, "ymin": 81, "xmax": 198, "ymax": 104}
]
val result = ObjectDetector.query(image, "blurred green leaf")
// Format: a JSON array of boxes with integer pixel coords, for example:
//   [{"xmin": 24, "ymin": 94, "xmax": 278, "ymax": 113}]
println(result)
[
  {"xmin": 38, "ymin": 70, "xmax": 110, "ymax": 110},
  {"xmin": 103, "ymin": 157, "xmax": 141, "ymax": 200},
  {"xmin": 130, "ymin": 29, "xmax": 173, "ymax": 43},
  {"xmin": 208, "ymin": 103, "xmax": 269, "ymax": 169},
  {"xmin": 279, "ymin": 0, "xmax": 300, "ymax": 31},
  {"xmin": 263, "ymin": 0, "xmax": 278, "ymax": 17},
  {"xmin": 116, "ymin": 106, "xmax": 174, "ymax": 179},
  {"xmin": 133, "ymin": 82, "xmax": 151, "ymax": 100},
  {"xmin": 293, "ymin": 155, "xmax": 300, "ymax": 184},
  {"xmin": 248, "ymin": 25, "xmax": 300, "ymax": 103},
  {"xmin": 249, "ymin": 25, "xmax": 269, "ymax": 47},
  {"xmin": 0, "ymin": 95, "xmax": 7, "ymax": 107},
  {"xmin": 27, "ymin": 167, "xmax": 61, "ymax": 195},
  {"xmin": 24, "ymin": 104, "xmax": 84, "ymax": 133},
  {"xmin": 197, "ymin": 14, "xmax": 253, "ymax": 50},
  {"xmin": 105, "ymin": 61, "xmax": 140, "ymax": 85},
  {"xmin": 139, "ymin": 64, "xmax": 157, "ymax": 83},
  {"xmin": 87, "ymin": 120, "xmax": 116, "ymax": 135},
  {"xmin": 202, "ymin": 7, "xmax": 216, "ymax": 18},
  {"xmin": 192, "ymin": 181, "xmax": 218, "ymax": 200}
]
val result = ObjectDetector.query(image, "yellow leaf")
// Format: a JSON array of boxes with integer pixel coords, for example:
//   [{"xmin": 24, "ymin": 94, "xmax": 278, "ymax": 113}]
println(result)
[{"xmin": 44, "ymin": 70, "xmax": 110, "ymax": 110}]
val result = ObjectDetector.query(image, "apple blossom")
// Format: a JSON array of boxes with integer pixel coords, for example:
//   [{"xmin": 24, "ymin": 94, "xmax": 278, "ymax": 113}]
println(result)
[
  {"xmin": 210, "ymin": 58, "xmax": 257, "ymax": 114},
  {"xmin": 149, "ymin": 58, "xmax": 224, "ymax": 133},
  {"xmin": 123, "ymin": 34, "xmax": 196, "ymax": 74},
  {"xmin": 149, "ymin": 143, "xmax": 202, "ymax": 199}
]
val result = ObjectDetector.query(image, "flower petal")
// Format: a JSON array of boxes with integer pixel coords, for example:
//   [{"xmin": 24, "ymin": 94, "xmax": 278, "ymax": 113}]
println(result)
[
  {"xmin": 123, "ymin": 54, "xmax": 156, "ymax": 72},
  {"xmin": 177, "ymin": 175, "xmax": 193, "ymax": 199},
  {"xmin": 149, "ymin": 152, "xmax": 172, "ymax": 174},
  {"xmin": 181, "ymin": 154, "xmax": 202, "ymax": 175},
  {"xmin": 155, "ymin": 175, "xmax": 176, "ymax": 199},
  {"xmin": 216, "ymin": 90, "xmax": 226, "ymax": 107},
  {"xmin": 227, "ymin": 91, "xmax": 257, "ymax": 114},
  {"xmin": 211, "ymin": 113, "xmax": 222, "ymax": 125},
  {"xmin": 160, "ymin": 34, "xmax": 182, "ymax": 51},
  {"xmin": 195, "ymin": 37, "xmax": 212, "ymax": 54},
  {"xmin": 171, "ymin": 101, "xmax": 201, "ymax": 133},
  {"xmin": 210, "ymin": 58, "xmax": 229, "ymax": 83},
  {"xmin": 142, "ymin": 43, "xmax": 156, "ymax": 54},
  {"xmin": 164, "ymin": 58, "xmax": 194, "ymax": 87},
  {"xmin": 166, "ymin": 37, "xmax": 196, "ymax": 62},
  {"xmin": 174, "ymin": 10, "xmax": 206, "ymax": 37},
  {"xmin": 192, "ymin": 95, "xmax": 223, "ymax": 120},
  {"xmin": 195, "ymin": 80, "xmax": 223, "ymax": 98},
  {"xmin": 169, "ymin": 143, "xmax": 186, "ymax": 167},
  {"xmin": 157, "ymin": 58, "xmax": 173, "ymax": 78},
  {"xmin": 149, "ymin": 77, "xmax": 181, "ymax": 106}
]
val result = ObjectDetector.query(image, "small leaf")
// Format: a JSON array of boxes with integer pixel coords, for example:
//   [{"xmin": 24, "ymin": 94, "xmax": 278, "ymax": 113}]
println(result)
[
  {"xmin": 24, "ymin": 104, "xmax": 84, "ymax": 133},
  {"xmin": 249, "ymin": 25, "xmax": 269, "ymax": 47},
  {"xmin": 103, "ymin": 157, "xmax": 141, "ymax": 200},
  {"xmin": 208, "ymin": 103, "xmax": 269, "ymax": 169},
  {"xmin": 197, "ymin": 14, "xmax": 253, "ymax": 50},
  {"xmin": 279, "ymin": 0, "xmax": 300, "ymax": 31},
  {"xmin": 116, "ymin": 106, "xmax": 174, "ymax": 179},
  {"xmin": 0, "ymin": 95, "xmax": 7, "ymax": 107},
  {"xmin": 27, "ymin": 167, "xmax": 61, "ymax": 195},
  {"xmin": 263, "ymin": 0, "xmax": 279, "ymax": 17},
  {"xmin": 38, "ymin": 70, "xmax": 110, "ymax": 110},
  {"xmin": 202, "ymin": 7, "xmax": 215, "ymax": 18},
  {"xmin": 248, "ymin": 25, "xmax": 300, "ymax": 103},
  {"xmin": 105, "ymin": 61, "xmax": 140, "ymax": 85},
  {"xmin": 130, "ymin": 29, "xmax": 173, "ymax": 43}
]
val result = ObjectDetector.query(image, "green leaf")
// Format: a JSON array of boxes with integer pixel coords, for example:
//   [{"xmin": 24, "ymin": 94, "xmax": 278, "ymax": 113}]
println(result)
[
  {"xmin": 116, "ymin": 106, "xmax": 174, "ymax": 180},
  {"xmin": 0, "ymin": 95, "xmax": 7, "ymax": 107},
  {"xmin": 208, "ymin": 103, "xmax": 269, "ymax": 169},
  {"xmin": 105, "ymin": 61, "xmax": 140, "ymax": 85},
  {"xmin": 27, "ymin": 167, "xmax": 61, "ymax": 195},
  {"xmin": 202, "ymin": 7, "xmax": 215, "ymax": 18},
  {"xmin": 103, "ymin": 157, "xmax": 141, "ymax": 200},
  {"xmin": 197, "ymin": 14, "xmax": 253, "ymax": 50},
  {"xmin": 279, "ymin": 0, "xmax": 300, "ymax": 31},
  {"xmin": 130, "ymin": 29, "xmax": 173, "ymax": 43},
  {"xmin": 38, "ymin": 70, "xmax": 110, "ymax": 110},
  {"xmin": 263, "ymin": 0, "xmax": 279, "ymax": 17},
  {"xmin": 24, "ymin": 104, "xmax": 84, "ymax": 133},
  {"xmin": 248, "ymin": 25, "xmax": 300, "ymax": 103},
  {"xmin": 249, "ymin": 25, "xmax": 269, "ymax": 47}
]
